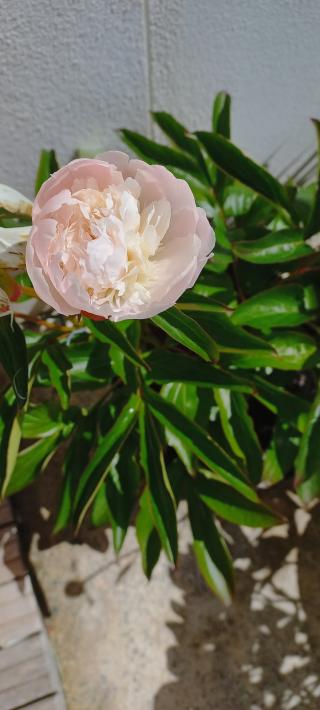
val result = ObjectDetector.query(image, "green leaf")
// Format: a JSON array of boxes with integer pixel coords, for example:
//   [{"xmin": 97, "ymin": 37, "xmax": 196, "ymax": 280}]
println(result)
[
  {"xmin": 151, "ymin": 111, "xmax": 206, "ymax": 167},
  {"xmin": 35, "ymin": 149, "xmax": 59, "ymax": 195},
  {"xmin": 212, "ymin": 92, "xmax": 231, "ymax": 138},
  {"xmin": 0, "ymin": 316, "xmax": 28, "ymax": 407},
  {"xmin": 119, "ymin": 129, "xmax": 203, "ymax": 180},
  {"xmin": 250, "ymin": 375, "xmax": 309, "ymax": 429},
  {"xmin": 5, "ymin": 433, "xmax": 59, "ymax": 496},
  {"xmin": 195, "ymin": 132, "xmax": 293, "ymax": 215},
  {"xmin": 263, "ymin": 421, "xmax": 299, "ymax": 484},
  {"xmin": 0, "ymin": 399, "xmax": 22, "ymax": 495},
  {"xmin": 223, "ymin": 330, "xmax": 318, "ymax": 370},
  {"xmin": 295, "ymin": 385, "xmax": 320, "ymax": 485},
  {"xmin": 197, "ymin": 477, "xmax": 280, "ymax": 528},
  {"xmin": 85, "ymin": 317, "xmax": 146, "ymax": 369},
  {"xmin": 144, "ymin": 386, "xmax": 257, "ymax": 502},
  {"xmin": 22, "ymin": 402, "xmax": 64, "ymax": 438},
  {"xmin": 231, "ymin": 285, "xmax": 317, "ymax": 330},
  {"xmin": 223, "ymin": 185, "xmax": 255, "ymax": 217},
  {"xmin": 214, "ymin": 390, "xmax": 263, "ymax": 483},
  {"xmin": 162, "ymin": 382, "xmax": 199, "ymax": 474},
  {"xmin": 65, "ymin": 339, "xmax": 112, "ymax": 388},
  {"xmin": 233, "ymin": 229, "xmax": 313, "ymax": 264},
  {"xmin": 136, "ymin": 489, "xmax": 161, "ymax": 579},
  {"xmin": 144, "ymin": 349, "xmax": 251, "ymax": 391},
  {"xmin": 187, "ymin": 311, "xmax": 274, "ymax": 354},
  {"xmin": 152, "ymin": 307, "xmax": 219, "ymax": 362},
  {"xmin": 140, "ymin": 405, "xmax": 177, "ymax": 562},
  {"xmin": 305, "ymin": 120, "xmax": 320, "ymax": 236},
  {"xmin": 73, "ymin": 393, "xmax": 140, "ymax": 529},
  {"xmin": 55, "ymin": 413, "xmax": 95, "ymax": 533},
  {"xmin": 92, "ymin": 443, "xmax": 140, "ymax": 552},
  {"xmin": 42, "ymin": 344, "xmax": 71, "ymax": 410},
  {"xmin": 188, "ymin": 490, "xmax": 233, "ymax": 603}
]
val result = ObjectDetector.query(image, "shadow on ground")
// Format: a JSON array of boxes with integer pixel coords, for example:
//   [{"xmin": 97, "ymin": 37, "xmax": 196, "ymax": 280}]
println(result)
[{"xmin": 154, "ymin": 506, "xmax": 320, "ymax": 710}]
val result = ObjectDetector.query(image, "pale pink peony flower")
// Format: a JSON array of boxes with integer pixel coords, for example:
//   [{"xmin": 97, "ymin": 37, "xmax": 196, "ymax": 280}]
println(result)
[{"xmin": 26, "ymin": 152, "xmax": 214, "ymax": 321}]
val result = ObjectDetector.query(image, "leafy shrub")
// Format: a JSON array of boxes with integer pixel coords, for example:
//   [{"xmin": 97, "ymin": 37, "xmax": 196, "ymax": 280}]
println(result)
[{"xmin": 1, "ymin": 94, "xmax": 320, "ymax": 602}]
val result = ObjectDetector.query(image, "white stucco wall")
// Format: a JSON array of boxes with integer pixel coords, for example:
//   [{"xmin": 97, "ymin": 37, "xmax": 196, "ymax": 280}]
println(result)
[{"xmin": 1, "ymin": 0, "xmax": 320, "ymax": 195}]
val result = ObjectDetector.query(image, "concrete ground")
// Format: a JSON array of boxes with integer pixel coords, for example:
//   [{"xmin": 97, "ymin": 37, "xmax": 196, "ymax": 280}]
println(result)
[{"xmin": 13, "ymin": 477, "xmax": 320, "ymax": 710}]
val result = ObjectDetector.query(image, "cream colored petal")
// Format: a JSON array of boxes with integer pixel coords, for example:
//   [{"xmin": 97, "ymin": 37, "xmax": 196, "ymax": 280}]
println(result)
[
  {"xmin": 0, "ymin": 184, "xmax": 33, "ymax": 216},
  {"xmin": 0, "ymin": 225, "xmax": 31, "ymax": 247}
]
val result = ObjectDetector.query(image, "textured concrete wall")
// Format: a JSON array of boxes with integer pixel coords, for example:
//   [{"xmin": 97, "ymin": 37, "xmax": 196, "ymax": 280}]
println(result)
[{"xmin": 1, "ymin": 0, "xmax": 320, "ymax": 195}]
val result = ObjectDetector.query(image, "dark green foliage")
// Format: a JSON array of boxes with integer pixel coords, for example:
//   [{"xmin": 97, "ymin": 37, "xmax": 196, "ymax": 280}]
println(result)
[{"xmin": 2, "ymin": 92, "xmax": 320, "ymax": 599}]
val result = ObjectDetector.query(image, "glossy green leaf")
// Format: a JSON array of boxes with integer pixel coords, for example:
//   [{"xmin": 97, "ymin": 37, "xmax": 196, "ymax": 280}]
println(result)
[
  {"xmin": 42, "ymin": 344, "xmax": 71, "ymax": 410},
  {"xmin": 162, "ymin": 382, "xmax": 199, "ymax": 474},
  {"xmin": 0, "ymin": 399, "xmax": 22, "ymax": 495},
  {"xmin": 249, "ymin": 374, "xmax": 309, "ymax": 429},
  {"xmin": 144, "ymin": 386, "xmax": 257, "ymax": 502},
  {"xmin": 212, "ymin": 92, "xmax": 231, "ymax": 138},
  {"xmin": 188, "ymin": 491, "xmax": 233, "ymax": 603},
  {"xmin": 93, "ymin": 444, "xmax": 140, "ymax": 551},
  {"xmin": 197, "ymin": 477, "xmax": 280, "ymax": 527},
  {"xmin": 305, "ymin": 120, "xmax": 320, "ymax": 236},
  {"xmin": 0, "ymin": 316, "xmax": 28, "ymax": 407},
  {"xmin": 151, "ymin": 111, "xmax": 207, "ymax": 171},
  {"xmin": 35, "ymin": 149, "xmax": 59, "ymax": 195},
  {"xmin": 144, "ymin": 349, "xmax": 251, "ymax": 391},
  {"xmin": 119, "ymin": 129, "xmax": 203, "ymax": 180},
  {"xmin": 263, "ymin": 421, "xmax": 300, "ymax": 484},
  {"xmin": 295, "ymin": 385, "xmax": 320, "ymax": 485},
  {"xmin": 187, "ymin": 311, "xmax": 274, "ymax": 354},
  {"xmin": 136, "ymin": 489, "xmax": 161, "ymax": 579},
  {"xmin": 223, "ymin": 330, "xmax": 318, "ymax": 370},
  {"xmin": 73, "ymin": 393, "xmax": 140, "ymax": 528},
  {"xmin": 85, "ymin": 317, "xmax": 146, "ymax": 369},
  {"xmin": 5, "ymin": 433, "xmax": 59, "ymax": 496},
  {"xmin": 233, "ymin": 229, "xmax": 313, "ymax": 264},
  {"xmin": 215, "ymin": 390, "xmax": 263, "ymax": 483},
  {"xmin": 55, "ymin": 413, "xmax": 96, "ymax": 532},
  {"xmin": 22, "ymin": 402, "xmax": 64, "ymax": 439},
  {"xmin": 152, "ymin": 307, "xmax": 219, "ymax": 362},
  {"xmin": 232, "ymin": 285, "xmax": 317, "ymax": 330},
  {"xmin": 195, "ymin": 132, "xmax": 293, "ymax": 215},
  {"xmin": 140, "ymin": 405, "xmax": 177, "ymax": 562}
]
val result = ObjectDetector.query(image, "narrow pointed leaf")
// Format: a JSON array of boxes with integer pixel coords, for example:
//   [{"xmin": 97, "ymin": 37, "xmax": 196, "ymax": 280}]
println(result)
[
  {"xmin": 144, "ymin": 386, "xmax": 257, "ymax": 502},
  {"xmin": 233, "ymin": 229, "xmax": 313, "ymax": 264},
  {"xmin": 119, "ymin": 129, "xmax": 203, "ymax": 180},
  {"xmin": 212, "ymin": 92, "xmax": 231, "ymax": 138},
  {"xmin": 295, "ymin": 385, "xmax": 320, "ymax": 485},
  {"xmin": 85, "ymin": 317, "xmax": 146, "ymax": 369},
  {"xmin": 197, "ymin": 477, "xmax": 281, "ymax": 528},
  {"xmin": 152, "ymin": 307, "xmax": 219, "ymax": 361},
  {"xmin": 35, "ymin": 149, "xmax": 59, "ymax": 195},
  {"xmin": 136, "ymin": 489, "xmax": 161, "ymax": 579},
  {"xmin": 0, "ymin": 316, "xmax": 28, "ymax": 407},
  {"xmin": 144, "ymin": 349, "xmax": 251, "ymax": 391},
  {"xmin": 42, "ymin": 344, "xmax": 71, "ymax": 410},
  {"xmin": 5, "ymin": 433, "xmax": 59, "ymax": 496},
  {"xmin": 73, "ymin": 394, "xmax": 140, "ymax": 528},
  {"xmin": 140, "ymin": 405, "xmax": 177, "ymax": 563},
  {"xmin": 231, "ymin": 285, "xmax": 317, "ymax": 330}
]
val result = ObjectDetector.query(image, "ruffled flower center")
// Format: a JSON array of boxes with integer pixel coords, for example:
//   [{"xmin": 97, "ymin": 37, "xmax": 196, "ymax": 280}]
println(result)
[{"xmin": 48, "ymin": 178, "xmax": 171, "ymax": 312}]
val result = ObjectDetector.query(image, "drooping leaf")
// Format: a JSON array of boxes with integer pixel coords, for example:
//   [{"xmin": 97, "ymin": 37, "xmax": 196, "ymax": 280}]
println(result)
[
  {"xmin": 143, "ymin": 386, "xmax": 257, "ymax": 502},
  {"xmin": 188, "ymin": 489, "xmax": 233, "ymax": 603},
  {"xmin": 73, "ymin": 393, "xmax": 140, "ymax": 528},
  {"xmin": 140, "ymin": 404, "xmax": 177, "ymax": 563},
  {"xmin": 214, "ymin": 390, "xmax": 263, "ymax": 483},
  {"xmin": 197, "ymin": 476, "xmax": 281, "ymax": 528},
  {"xmin": 186, "ymin": 310, "xmax": 274, "ymax": 355},
  {"xmin": 152, "ymin": 307, "xmax": 219, "ymax": 362},
  {"xmin": 136, "ymin": 489, "xmax": 161, "ymax": 579},
  {"xmin": 145, "ymin": 349, "xmax": 251, "ymax": 391},
  {"xmin": 42, "ymin": 344, "xmax": 72, "ymax": 410},
  {"xmin": 151, "ymin": 111, "xmax": 207, "ymax": 172},
  {"xmin": 212, "ymin": 92, "xmax": 231, "ymax": 139},
  {"xmin": 263, "ymin": 421, "xmax": 300, "ymax": 484},
  {"xmin": 54, "ymin": 413, "xmax": 95, "ymax": 532},
  {"xmin": 162, "ymin": 382, "xmax": 199, "ymax": 474},
  {"xmin": 0, "ymin": 398, "xmax": 22, "ymax": 495},
  {"xmin": 22, "ymin": 402, "xmax": 64, "ymax": 439},
  {"xmin": 5, "ymin": 433, "xmax": 60, "ymax": 496},
  {"xmin": 0, "ymin": 316, "xmax": 28, "ymax": 407},
  {"xmin": 295, "ymin": 385, "xmax": 320, "ymax": 485},
  {"xmin": 85, "ymin": 317, "xmax": 146, "ymax": 369}
]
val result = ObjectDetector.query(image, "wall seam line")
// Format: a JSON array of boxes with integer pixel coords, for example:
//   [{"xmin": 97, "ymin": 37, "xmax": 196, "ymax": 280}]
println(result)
[{"xmin": 143, "ymin": 0, "xmax": 154, "ymax": 137}]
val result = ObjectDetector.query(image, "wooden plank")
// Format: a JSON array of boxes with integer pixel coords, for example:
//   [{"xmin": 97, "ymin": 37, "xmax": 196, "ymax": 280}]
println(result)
[
  {"xmin": 0, "ymin": 674, "xmax": 55, "ymax": 710},
  {"xmin": 0, "ymin": 633, "xmax": 45, "ymax": 672},
  {"xmin": 24, "ymin": 697, "xmax": 65, "ymax": 710}
]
